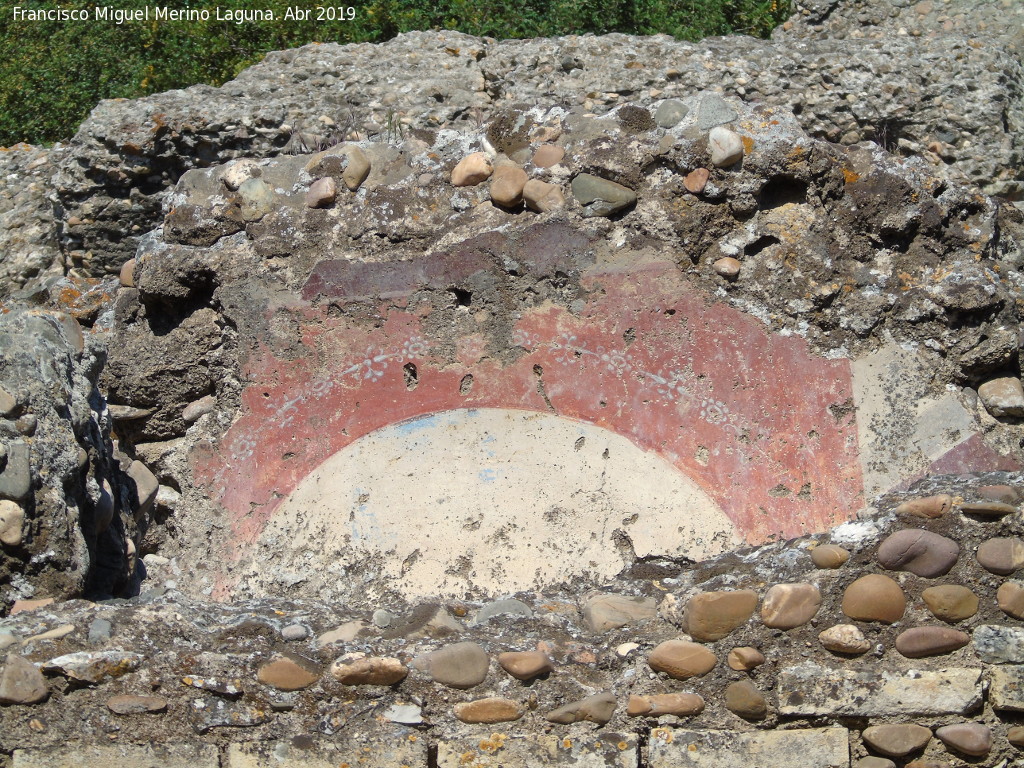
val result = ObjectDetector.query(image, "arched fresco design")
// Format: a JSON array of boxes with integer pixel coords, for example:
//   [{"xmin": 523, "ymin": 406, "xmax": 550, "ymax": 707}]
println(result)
[{"xmin": 192, "ymin": 251, "xmax": 864, "ymax": 597}]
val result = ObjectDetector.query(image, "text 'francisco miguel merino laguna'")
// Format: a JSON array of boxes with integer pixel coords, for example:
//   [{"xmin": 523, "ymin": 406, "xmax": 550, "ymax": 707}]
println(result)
[{"xmin": 10, "ymin": 7, "xmax": 353, "ymax": 24}]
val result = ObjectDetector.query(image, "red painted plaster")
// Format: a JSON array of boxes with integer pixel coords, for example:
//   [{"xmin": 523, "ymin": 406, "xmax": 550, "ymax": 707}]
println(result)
[{"xmin": 193, "ymin": 256, "xmax": 866, "ymax": 578}]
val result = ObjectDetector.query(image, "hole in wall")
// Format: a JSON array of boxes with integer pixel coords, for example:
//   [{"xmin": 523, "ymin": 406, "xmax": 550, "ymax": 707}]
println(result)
[
  {"xmin": 450, "ymin": 287, "xmax": 472, "ymax": 307},
  {"xmin": 403, "ymin": 363, "xmax": 418, "ymax": 391}
]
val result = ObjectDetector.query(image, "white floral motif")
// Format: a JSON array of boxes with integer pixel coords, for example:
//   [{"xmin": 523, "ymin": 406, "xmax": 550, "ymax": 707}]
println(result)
[
  {"xmin": 400, "ymin": 336, "xmax": 429, "ymax": 360},
  {"xmin": 699, "ymin": 398, "xmax": 729, "ymax": 425},
  {"xmin": 511, "ymin": 329, "xmax": 539, "ymax": 350},
  {"xmin": 233, "ymin": 434, "xmax": 257, "ymax": 462}
]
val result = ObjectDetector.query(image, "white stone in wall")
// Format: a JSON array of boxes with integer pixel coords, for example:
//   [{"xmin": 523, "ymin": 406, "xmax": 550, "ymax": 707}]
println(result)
[
  {"xmin": 438, "ymin": 732, "xmax": 637, "ymax": 768},
  {"xmin": 778, "ymin": 663, "xmax": 983, "ymax": 716},
  {"xmin": 647, "ymin": 727, "xmax": 849, "ymax": 768},
  {"xmin": 989, "ymin": 666, "xmax": 1024, "ymax": 711},
  {"xmin": 226, "ymin": 734, "xmax": 426, "ymax": 767},
  {"xmin": 13, "ymin": 744, "xmax": 219, "ymax": 768}
]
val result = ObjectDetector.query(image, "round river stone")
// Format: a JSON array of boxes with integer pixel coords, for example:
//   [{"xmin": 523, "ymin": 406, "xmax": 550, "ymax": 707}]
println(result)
[
  {"xmin": 842, "ymin": 574, "xmax": 906, "ymax": 623},
  {"xmin": 876, "ymin": 529, "xmax": 959, "ymax": 577}
]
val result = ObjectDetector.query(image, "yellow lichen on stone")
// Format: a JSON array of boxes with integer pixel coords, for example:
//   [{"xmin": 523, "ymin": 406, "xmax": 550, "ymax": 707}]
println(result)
[{"xmin": 653, "ymin": 727, "xmax": 674, "ymax": 743}]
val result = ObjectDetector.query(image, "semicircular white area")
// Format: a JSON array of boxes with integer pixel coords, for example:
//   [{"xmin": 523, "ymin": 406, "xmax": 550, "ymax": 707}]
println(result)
[{"xmin": 236, "ymin": 408, "xmax": 739, "ymax": 599}]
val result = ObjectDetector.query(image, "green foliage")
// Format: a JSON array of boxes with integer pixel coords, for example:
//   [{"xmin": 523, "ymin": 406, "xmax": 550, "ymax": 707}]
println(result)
[{"xmin": 0, "ymin": 0, "xmax": 790, "ymax": 146}]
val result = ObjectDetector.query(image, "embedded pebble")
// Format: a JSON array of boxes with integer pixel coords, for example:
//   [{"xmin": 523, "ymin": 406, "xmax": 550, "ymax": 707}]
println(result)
[
  {"xmin": 708, "ymin": 126, "xmax": 744, "ymax": 167},
  {"xmin": 819, "ymin": 624, "xmax": 871, "ymax": 655},
  {"xmin": 281, "ymin": 624, "xmax": 308, "ymax": 641},
  {"xmin": 978, "ymin": 485, "xmax": 1021, "ymax": 504},
  {"xmin": 842, "ymin": 574, "xmax": 906, "ymax": 623},
  {"xmin": 126, "ymin": 460, "xmax": 159, "ymax": 517},
  {"xmin": 339, "ymin": 146, "xmax": 370, "ymax": 190},
  {"xmin": 182, "ymin": 395, "xmax": 216, "ymax": 423},
  {"xmin": 655, "ymin": 99, "xmax": 689, "ymax": 128},
  {"xmin": 43, "ymin": 655, "xmax": 142, "ymax": 684},
  {"xmin": 863, "ymin": 724, "xmax": 932, "ymax": 757},
  {"xmin": 960, "ymin": 500, "xmax": 1017, "ymax": 517},
  {"xmin": 545, "ymin": 691, "xmax": 616, "ymax": 725},
  {"xmin": 0, "ymin": 631, "xmax": 17, "ymax": 651},
  {"xmin": 25, "ymin": 624, "xmax": 75, "ymax": 643},
  {"xmin": 106, "ymin": 694, "xmax": 168, "ymax": 714},
  {"xmin": 118, "ymin": 258, "xmax": 136, "ymax": 288},
  {"xmin": 684, "ymin": 589, "xmax": 758, "ymax": 641},
  {"xmin": 978, "ymin": 376, "xmax": 1024, "ymax": 418},
  {"xmin": 0, "ymin": 655, "xmax": 48, "ymax": 705},
  {"xmin": 471, "ymin": 599, "xmax": 531, "ymax": 626},
  {"xmin": 523, "ymin": 179, "xmax": 565, "ymax": 212},
  {"xmin": 95, "ymin": 478, "xmax": 114, "ymax": 533},
  {"xmin": 727, "ymin": 646, "xmax": 765, "ymax": 671},
  {"xmin": 0, "ymin": 499, "xmax": 24, "ymax": 546},
  {"xmin": 330, "ymin": 656, "xmax": 408, "ymax": 686},
  {"xmin": 371, "ymin": 609, "xmax": 394, "ymax": 628},
  {"xmin": 222, "ymin": 159, "xmax": 259, "ymax": 191},
  {"xmin": 383, "ymin": 703, "xmax": 422, "ymax": 725},
  {"xmin": 87, "ymin": 618, "xmax": 112, "ymax": 645},
  {"xmin": 713, "ymin": 257, "xmax": 741, "ymax": 280},
  {"xmin": 0, "ymin": 387, "xmax": 15, "ymax": 416},
  {"xmin": 571, "ymin": 173, "xmax": 637, "ymax": 217},
  {"xmin": 317, "ymin": 621, "xmax": 368, "ymax": 646},
  {"xmin": 490, "ymin": 165, "xmax": 528, "ymax": 208},
  {"xmin": 0, "ymin": 442, "xmax": 31, "ymax": 500},
  {"xmin": 627, "ymin": 692, "xmax": 704, "ymax": 717},
  {"xmin": 894, "ymin": 626, "xmax": 969, "ymax": 658},
  {"xmin": 896, "ymin": 494, "xmax": 953, "ymax": 518},
  {"xmin": 498, "ymin": 650, "xmax": 553, "ymax": 680},
  {"xmin": 451, "ymin": 152, "xmax": 493, "ymax": 186},
  {"xmin": 811, "ymin": 544, "xmax": 850, "ymax": 568},
  {"xmin": 684, "ymin": 168, "xmax": 710, "ymax": 193},
  {"xmin": 11, "ymin": 598, "xmax": 53, "ymax": 615},
  {"xmin": 725, "ymin": 680, "xmax": 767, "ymax": 720},
  {"xmin": 454, "ymin": 697, "xmax": 524, "ymax": 724},
  {"xmin": 195, "ymin": 700, "xmax": 270, "ymax": 733},
  {"xmin": 305, "ymin": 177, "xmax": 337, "ymax": 208},
  {"xmin": 616, "ymin": 642, "xmax": 639, "ymax": 657},
  {"xmin": 856, "ymin": 759, "xmax": 897, "ymax": 768},
  {"xmin": 238, "ymin": 178, "xmax": 275, "ymax": 221},
  {"xmin": 935, "ymin": 723, "xmax": 992, "ymax": 756},
  {"xmin": 531, "ymin": 144, "xmax": 565, "ymax": 168},
  {"xmin": 1008, "ymin": 725, "xmax": 1024, "ymax": 747},
  {"xmin": 180, "ymin": 675, "xmax": 243, "ymax": 698},
  {"xmin": 413, "ymin": 641, "xmax": 488, "ymax": 689},
  {"xmin": 876, "ymin": 529, "xmax": 959, "ymax": 577},
  {"xmin": 256, "ymin": 656, "xmax": 320, "ymax": 691},
  {"xmin": 648, "ymin": 640, "xmax": 717, "ymax": 679},
  {"xmin": 922, "ymin": 585, "xmax": 978, "ymax": 622},
  {"xmin": 999, "ymin": 581, "xmax": 1024, "ymax": 618},
  {"xmin": 582, "ymin": 592, "xmax": 656, "ymax": 633},
  {"xmin": 696, "ymin": 93, "xmax": 738, "ymax": 129},
  {"xmin": 760, "ymin": 583, "xmax": 821, "ymax": 629},
  {"xmin": 974, "ymin": 624, "xmax": 1024, "ymax": 663},
  {"xmin": 977, "ymin": 537, "xmax": 1024, "ymax": 574}
]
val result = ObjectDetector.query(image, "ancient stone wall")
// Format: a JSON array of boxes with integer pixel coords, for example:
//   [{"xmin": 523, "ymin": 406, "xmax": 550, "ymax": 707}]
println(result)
[
  {"xmin": 0, "ymin": 0, "xmax": 1021, "ymax": 293},
  {"xmin": 2, "ymin": 476, "xmax": 1024, "ymax": 768}
]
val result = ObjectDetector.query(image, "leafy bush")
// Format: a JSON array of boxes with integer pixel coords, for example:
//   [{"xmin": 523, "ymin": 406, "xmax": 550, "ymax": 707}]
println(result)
[{"xmin": 0, "ymin": 0, "xmax": 789, "ymax": 146}]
